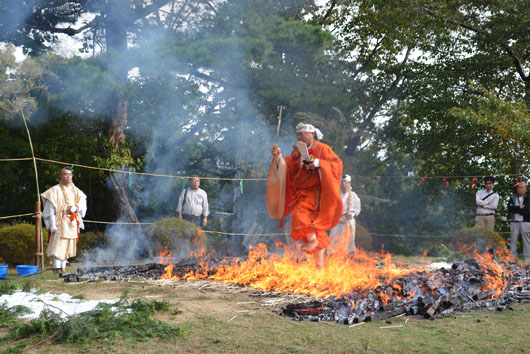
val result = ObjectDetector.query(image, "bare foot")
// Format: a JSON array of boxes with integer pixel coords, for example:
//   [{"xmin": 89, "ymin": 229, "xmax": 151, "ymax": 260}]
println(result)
[
  {"xmin": 301, "ymin": 233, "xmax": 318, "ymax": 252},
  {"xmin": 313, "ymin": 249, "xmax": 325, "ymax": 268}
]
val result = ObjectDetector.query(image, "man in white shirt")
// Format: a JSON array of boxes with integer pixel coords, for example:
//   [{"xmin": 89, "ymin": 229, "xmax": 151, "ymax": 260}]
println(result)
[
  {"xmin": 176, "ymin": 176, "xmax": 209, "ymax": 228},
  {"xmin": 328, "ymin": 174, "xmax": 361, "ymax": 255},
  {"xmin": 41, "ymin": 166, "xmax": 87, "ymax": 273},
  {"xmin": 475, "ymin": 176, "xmax": 499, "ymax": 231},
  {"xmin": 507, "ymin": 181, "xmax": 530, "ymax": 261}
]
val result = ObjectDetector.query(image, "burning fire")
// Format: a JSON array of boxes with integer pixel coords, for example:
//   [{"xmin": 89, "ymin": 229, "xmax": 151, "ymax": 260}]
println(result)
[{"xmin": 159, "ymin": 238, "xmax": 515, "ymax": 304}]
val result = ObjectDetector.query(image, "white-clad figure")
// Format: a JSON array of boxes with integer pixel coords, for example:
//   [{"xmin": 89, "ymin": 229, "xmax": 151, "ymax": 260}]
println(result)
[
  {"xmin": 41, "ymin": 166, "xmax": 87, "ymax": 273},
  {"xmin": 328, "ymin": 174, "xmax": 361, "ymax": 255}
]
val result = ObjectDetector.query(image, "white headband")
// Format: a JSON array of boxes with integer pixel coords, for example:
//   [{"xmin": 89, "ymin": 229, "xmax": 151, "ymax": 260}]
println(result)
[
  {"xmin": 342, "ymin": 174, "xmax": 351, "ymax": 182},
  {"xmin": 296, "ymin": 123, "xmax": 323, "ymax": 140}
]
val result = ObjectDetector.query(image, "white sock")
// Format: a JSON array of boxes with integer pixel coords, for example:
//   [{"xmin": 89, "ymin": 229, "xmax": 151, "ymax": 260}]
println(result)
[{"xmin": 53, "ymin": 259, "xmax": 62, "ymax": 269}]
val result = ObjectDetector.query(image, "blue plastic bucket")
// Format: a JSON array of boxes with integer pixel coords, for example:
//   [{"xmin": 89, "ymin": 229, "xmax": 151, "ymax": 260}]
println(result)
[
  {"xmin": 16, "ymin": 265, "xmax": 40, "ymax": 277},
  {"xmin": 0, "ymin": 265, "xmax": 7, "ymax": 279}
]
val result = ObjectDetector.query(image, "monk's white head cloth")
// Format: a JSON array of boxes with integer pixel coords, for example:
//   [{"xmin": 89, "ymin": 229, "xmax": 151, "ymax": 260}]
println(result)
[
  {"xmin": 296, "ymin": 123, "xmax": 324, "ymax": 140},
  {"xmin": 342, "ymin": 174, "xmax": 351, "ymax": 182}
]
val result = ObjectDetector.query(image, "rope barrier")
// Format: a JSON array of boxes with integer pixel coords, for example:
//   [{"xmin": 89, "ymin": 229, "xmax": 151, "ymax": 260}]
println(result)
[
  {"xmin": 0, "ymin": 158, "xmax": 33, "ymax": 162},
  {"xmin": 84, "ymin": 220, "xmax": 152, "ymax": 225},
  {"xmin": 0, "ymin": 213, "xmax": 513, "ymax": 238},
  {"xmin": 0, "ymin": 213, "xmax": 35, "ymax": 220},
  {"xmin": 0, "ymin": 156, "xmax": 525, "ymax": 181},
  {"xmin": 35, "ymin": 157, "xmax": 267, "ymax": 181}
]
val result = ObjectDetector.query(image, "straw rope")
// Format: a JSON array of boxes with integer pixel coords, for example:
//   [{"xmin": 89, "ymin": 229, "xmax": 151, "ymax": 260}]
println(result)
[
  {"xmin": 0, "ymin": 213, "xmax": 35, "ymax": 220},
  {"xmin": 0, "ymin": 213, "xmax": 513, "ymax": 237},
  {"xmin": 0, "ymin": 156, "xmax": 524, "ymax": 181}
]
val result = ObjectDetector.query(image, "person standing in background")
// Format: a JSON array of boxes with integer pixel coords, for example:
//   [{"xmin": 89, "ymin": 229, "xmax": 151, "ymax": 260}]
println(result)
[
  {"xmin": 507, "ymin": 181, "xmax": 530, "ymax": 261},
  {"xmin": 41, "ymin": 166, "xmax": 87, "ymax": 273},
  {"xmin": 328, "ymin": 174, "xmax": 361, "ymax": 256},
  {"xmin": 475, "ymin": 176, "xmax": 499, "ymax": 231},
  {"xmin": 177, "ymin": 176, "xmax": 209, "ymax": 228}
]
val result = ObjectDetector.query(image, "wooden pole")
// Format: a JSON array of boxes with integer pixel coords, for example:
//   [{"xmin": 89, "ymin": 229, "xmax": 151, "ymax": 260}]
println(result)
[
  {"xmin": 20, "ymin": 104, "xmax": 44, "ymax": 269},
  {"xmin": 34, "ymin": 201, "xmax": 42, "ymax": 266}
]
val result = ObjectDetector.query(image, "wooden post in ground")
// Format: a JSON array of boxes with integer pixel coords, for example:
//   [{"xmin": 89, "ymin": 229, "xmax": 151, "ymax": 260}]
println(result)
[{"xmin": 34, "ymin": 201, "xmax": 43, "ymax": 267}]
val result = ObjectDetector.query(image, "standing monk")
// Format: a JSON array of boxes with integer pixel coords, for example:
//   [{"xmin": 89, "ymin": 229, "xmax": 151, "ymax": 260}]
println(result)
[
  {"xmin": 41, "ymin": 166, "xmax": 87, "ymax": 273},
  {"xmin": 267, "ymin": 123, "xmax": 343, "ymax": 267}
]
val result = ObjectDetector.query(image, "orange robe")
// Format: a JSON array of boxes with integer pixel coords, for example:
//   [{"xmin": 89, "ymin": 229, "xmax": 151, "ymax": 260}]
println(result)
[{"xmin": 268, "ymin": 141, "xmax": 343, "ymax": 252}]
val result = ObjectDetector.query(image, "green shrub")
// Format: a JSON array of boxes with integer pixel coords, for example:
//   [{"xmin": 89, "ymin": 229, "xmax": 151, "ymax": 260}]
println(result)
[
  {"xmin": 0, "ymin": 223, "xmax": 49, "ymax": 265},
  {"xmin": 453, "ymin": 226, "xmax": 505, "ymax": 252},
  {"xmin": 75, "ymin": 231, "xmax": 109, "ymax": 259},
  {"xmin": 355, "ymin": 223, "xmax": 372, "ymax": 251},
  {"xmin": 144, "ymin": 217, "xmax": 205, "ymax": 255}
]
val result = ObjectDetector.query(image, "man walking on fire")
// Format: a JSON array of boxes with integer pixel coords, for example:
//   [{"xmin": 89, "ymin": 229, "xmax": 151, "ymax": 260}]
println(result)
[{"xmin": 267, "ymin": 122, "xmax": 343, "ymax": 267}]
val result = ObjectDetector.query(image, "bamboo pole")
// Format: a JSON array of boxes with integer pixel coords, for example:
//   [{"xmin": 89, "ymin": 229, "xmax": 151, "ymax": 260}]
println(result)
[
  {"xmin": 34, "ymin": 201, "xmax": 43, "ymax": 266},
  {"xmin": 20, "ymin": 105, "xmax": 44, "ymax": 269}
]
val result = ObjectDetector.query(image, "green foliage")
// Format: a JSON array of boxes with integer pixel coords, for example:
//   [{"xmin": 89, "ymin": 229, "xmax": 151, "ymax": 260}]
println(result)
[
  {"xmin": 144, "ymin": 217, "xmax": 205, "ymax": 254},
  {"xmin": 0, "ymin": 44, "xmax": 47, "ymax": 121},
  {"xmin": 355, "ymin": 223, "xmax": 372, "ymax": 251},
  {"xmin": 0, "ymin": 305, "xmax": 31, "ymax": 328},
  {"xmin": 0, "ymin": 282, "xmax": 18, "ymax": 296},
  {"xmin": 76, "ymin": 231, "xmax": 109, "ymax": 259},
  {"xmin": 0, "ymin": 223, "xmax": 48, "ymax": 266},
  {"xmin": 453, "ymin": 226, "xmax": 506, "ymax": 251},
  {"xmin": 1, "ymin": 297, "xmax": 182, "ymax": 345}
]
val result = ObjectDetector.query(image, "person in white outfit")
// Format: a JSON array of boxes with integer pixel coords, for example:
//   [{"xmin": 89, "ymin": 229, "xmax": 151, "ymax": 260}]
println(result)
[
  {"xmin": 41, "ymin": 166, "xmax": 87, "ymax": 273},
  {"xmin": 328, "ymin": 174, "xmax": 361, "ymax": 255}
]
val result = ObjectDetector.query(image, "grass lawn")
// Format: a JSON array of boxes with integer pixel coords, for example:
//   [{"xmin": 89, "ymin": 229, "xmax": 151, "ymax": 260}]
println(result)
[{"xmin": 0, "ymin": 265, "xmax": 529, "ymax": 353}]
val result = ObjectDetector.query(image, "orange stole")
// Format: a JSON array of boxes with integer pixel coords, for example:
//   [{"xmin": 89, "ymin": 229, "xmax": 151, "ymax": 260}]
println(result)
[{"xmin": 282, "ymin": 141, "xmax": 343, "ymax": 251}]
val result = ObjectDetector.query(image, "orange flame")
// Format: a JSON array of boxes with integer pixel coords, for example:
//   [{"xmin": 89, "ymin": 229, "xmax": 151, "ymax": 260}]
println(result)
[
  {"xmin": 161, "ymin": 233, "xmax": 515, "ymax": 302},
  {"xmin": 162, "ymin": 242, "xmax": 420, "ymax": 301}
]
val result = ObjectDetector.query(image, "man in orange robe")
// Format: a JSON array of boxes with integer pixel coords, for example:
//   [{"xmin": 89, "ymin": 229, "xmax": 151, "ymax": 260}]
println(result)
[{"xmin": 268, "ymin": 123, "xmax": 343, "ymax": 266}]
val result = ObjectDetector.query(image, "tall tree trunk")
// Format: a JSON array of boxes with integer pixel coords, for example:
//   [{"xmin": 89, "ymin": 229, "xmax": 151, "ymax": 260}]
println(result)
[{"xmin": 103, "ymin": 1, "xmax": 137, "ymax": 222}]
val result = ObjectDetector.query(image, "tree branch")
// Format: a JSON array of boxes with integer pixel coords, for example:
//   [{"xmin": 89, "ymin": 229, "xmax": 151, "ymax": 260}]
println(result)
[
  {"xmin": 189, "ymin": 68, "xmax": 248, "ymax": 90},
  {"xmin": 419, "ymin": 6, "xmax": 528, "ymax": 82},
  {"xmin": 319, "ymin": 0, "xmax": 338, "ymax": 26},
  {"xmin": 26, "ymin": 16, "xmax": 100, "ymax": 36},
  {"xmin": 362, "ymin": 45, "xmax": 412, "ymax": 125},
  {"xmin": 352, "ymin": 36, "xmax": 385, "ymax": 80}
]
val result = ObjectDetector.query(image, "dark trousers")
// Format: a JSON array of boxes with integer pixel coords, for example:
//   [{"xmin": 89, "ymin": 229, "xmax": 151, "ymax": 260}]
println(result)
[{"xmin": 183, "ymin": 214, "xmax": 202, "ymax": 227}]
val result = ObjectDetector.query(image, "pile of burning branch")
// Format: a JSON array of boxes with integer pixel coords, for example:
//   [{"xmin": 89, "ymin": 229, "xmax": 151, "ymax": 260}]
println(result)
[
  {"xmin": 65, "ymin": 245, "xmax": 530, "ymax": 325},
  {"xmin": 281, "ymin": 259, "xmax": 530, "ymax": 324}
]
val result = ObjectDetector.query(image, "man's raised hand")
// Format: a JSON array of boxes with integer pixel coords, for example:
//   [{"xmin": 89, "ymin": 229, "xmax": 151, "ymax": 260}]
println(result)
[{"xmin": 272, "ymin": 144, "xmax": 281, "ymax": 157}]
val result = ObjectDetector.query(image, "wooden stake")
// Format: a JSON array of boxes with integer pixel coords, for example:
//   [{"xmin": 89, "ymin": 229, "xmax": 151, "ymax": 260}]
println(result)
[
  {"xmin": 20, "ymin": 104, "xmax": 43, "ymax": 269},
  {"xmin": 34, "ymin": 201, "xmax": 42, "ymax": 266}
]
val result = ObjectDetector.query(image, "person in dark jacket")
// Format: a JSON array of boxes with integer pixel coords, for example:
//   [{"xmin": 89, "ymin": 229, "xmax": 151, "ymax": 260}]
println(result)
[{"xmin": 507, "ymin": 181, "xmax": 530, "ymax": 261}]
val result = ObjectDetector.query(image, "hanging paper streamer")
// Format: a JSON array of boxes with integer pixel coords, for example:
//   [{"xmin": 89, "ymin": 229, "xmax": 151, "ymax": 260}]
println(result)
[
  {"xmin": 417, "ymin": 177, "xmax": 427, "ymax": 187},
  {"xmin": 181, "ymin": 177, "xmax": 186, "ymax": 190},
  {"xmin": 70, "ymin": 164, "xmax": 74, "ymax": 172},
  {"xmin": 513, "ymin": 176, "xmax": 520, "ymax": 187},
  {"xmin": 128, "ymin": 170, "xmax": 133, "ymax": 187},
  {"xmin": 240, "ymin": 179, "xmax": 244, "ymax": 194},
  {"xmin": 443, "ymin": 176, "xmax": 449, "ymax": 188},
  {"xmin": 471, "ymin": 177, "xmax": 477, "ymax": 189}
]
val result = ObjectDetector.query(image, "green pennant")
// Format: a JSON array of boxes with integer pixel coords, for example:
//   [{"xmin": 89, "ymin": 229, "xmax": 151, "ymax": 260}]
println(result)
[{"xmin": 240, "ymin": 179, "xmax": 243, "ymax": 194}]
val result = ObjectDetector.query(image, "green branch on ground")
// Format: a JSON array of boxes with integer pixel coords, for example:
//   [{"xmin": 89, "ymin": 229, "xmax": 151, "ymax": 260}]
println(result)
[{"xmin": 0, "ymin": 295, "xmax": 183, "ymax": 350}]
